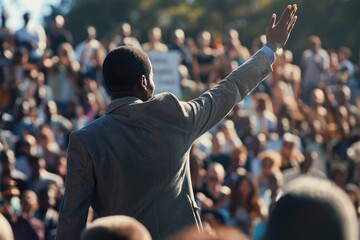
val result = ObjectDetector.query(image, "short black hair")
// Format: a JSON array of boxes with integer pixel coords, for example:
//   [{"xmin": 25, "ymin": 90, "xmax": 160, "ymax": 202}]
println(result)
[
  {"xmin": 266, "ymin": 177, "xmax": 358, "ymax": 240},
  {"xmin": 102, "ymin": 46, "xmax": 151, "ymax": 95}
]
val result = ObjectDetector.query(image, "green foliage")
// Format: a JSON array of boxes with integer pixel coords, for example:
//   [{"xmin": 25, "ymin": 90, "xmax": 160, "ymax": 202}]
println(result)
[{"xmin": 64, "ymin": 0, "xmax": 360, "ymax": 63}]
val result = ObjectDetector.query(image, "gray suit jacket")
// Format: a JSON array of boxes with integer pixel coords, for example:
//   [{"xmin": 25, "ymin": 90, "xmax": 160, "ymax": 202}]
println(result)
[{"xmin": 55, "ymin": 50, "xmax": 272, "ymax": 240}]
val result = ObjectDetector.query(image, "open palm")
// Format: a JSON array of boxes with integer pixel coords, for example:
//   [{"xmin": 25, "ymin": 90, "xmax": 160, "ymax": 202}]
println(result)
[{"xmin": 266, "ymin": 4, "xmax": 298, "ymax": 52}]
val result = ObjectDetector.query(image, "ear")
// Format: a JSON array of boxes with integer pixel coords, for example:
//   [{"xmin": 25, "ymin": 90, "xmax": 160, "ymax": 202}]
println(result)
[{"xmin": 140, "ymin": 75, "xmax": 147, "ymax": 90}]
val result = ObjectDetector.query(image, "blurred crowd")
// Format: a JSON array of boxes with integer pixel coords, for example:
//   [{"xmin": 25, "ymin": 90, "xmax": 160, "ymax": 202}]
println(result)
[{"xmin": 0, "ymin": 10, "xmax": 360, "ymax": 240}]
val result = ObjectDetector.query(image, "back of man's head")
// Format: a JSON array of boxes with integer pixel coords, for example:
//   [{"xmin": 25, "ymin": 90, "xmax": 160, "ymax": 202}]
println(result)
[
  {"xmin": 102, "ymin": 46, "xmax": 151, "ymax": 96},
  {"xmin": 82, "ymin": 215, "xmax": 152, "ymax": 240},
  {"xmin": 266, "ymin": 176, "xmax": 358, "ymax": 240}
]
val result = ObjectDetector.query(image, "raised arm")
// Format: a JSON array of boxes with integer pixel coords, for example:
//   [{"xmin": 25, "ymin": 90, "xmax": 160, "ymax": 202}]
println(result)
[{"xmin": 186, "ymin": 5, "xmax": 298, "ymax": 140}]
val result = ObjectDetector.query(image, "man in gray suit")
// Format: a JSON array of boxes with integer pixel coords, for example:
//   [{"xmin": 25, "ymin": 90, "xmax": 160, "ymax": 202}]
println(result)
[{"xmin": 56, "ymin": 5, "xmax": 297, "ymax": 240}]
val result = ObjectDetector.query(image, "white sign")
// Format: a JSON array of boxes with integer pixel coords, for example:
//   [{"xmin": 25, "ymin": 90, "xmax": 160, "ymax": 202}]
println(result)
[{"xmin": 147, "ymin": 51, "xmax": 182, "ymax": 98}]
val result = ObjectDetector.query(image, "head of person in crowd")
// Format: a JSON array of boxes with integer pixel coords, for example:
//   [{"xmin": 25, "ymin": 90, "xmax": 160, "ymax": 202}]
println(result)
[
  {"xmin": 308, "ymin": 35, "xmax": 322, "ymax": 51},
  {"xmin": 229, "ymin": 174, "xmax": 262, "ymax": 220},
  {"xmin": 168, "ymin": 225, "xmax": 249, "ymax": 240},
  {"xmin": 28, "ymin": 155, "xmax": 46, "ymax": 179},
  {"xmin": 119, "ymin": 22, "xmax": 132, "ymax": 37},
  {"xmin": 329, "ymin": 162, "xmax": 349, "ymax": 189},
  {"xmin": 266, "ymin": 176, "xmax": 358, "ymax": 240},
  {"xmin": 197, "ymin": 30, "xmax": 212, "ymax": 49},
  {"xmin": 171, "ymin": 28, "xmax": 186, "ymax": 47},
  {"xmin": 280, "ymin": 132, "xmax": 302, "ymax": 170},
  {"xmin": 22, "ymin": 12, "xmax": 31, "ymax": 27},
  {"xmin": 299, "ymin": 150, "xmax": 317, "ymax": 174},
  {"xmin": 0, "ymin": 213, "xmax": 14, "ymax": 240},
  {"xmin": 20, "ymin": 190, "xmax": 39, "ymax": 217},
  {"xmin": 336, "ymin": 85, "xmax": 352, "ymax": 105},
  {"xmin": 338, "ymin": 46, "xmax": 352, "ymax": 63},
  {"xmin": 86, "ymin": 25, "xmax": 97, "ymax": 41},
  {"xmin": 0, "ymin": 148, "xmax": 16, "ymax": 177},
  {"xmin": 345, "ymin": 183, "xmax": 360, "ymax": 218},
  {"xmin": 38, "ymin": 183, "xmax": 58, "ymax": 213},
  {"xmin": 102, "ymin": 46, "xmax": 154, "ymax": 101},
  {"xmin": 229, "ymin": 145, "xmax": 247, "ymax": 175},
  {"xmin": 147, "ymin": 27, "xmax": 162, "ymax": 43},
  {"xmin": 53, "ymin": 15, "xmax": 65, "ymax": 31},
  {"xmin": 205, "ymin": 162, "xmax": 227, "ymax": 193},
  {"xmin": 82, "ymin": 215, "xmax": 152, "ymax": 240},
  {"xmin": 258, "ymin": 150, "xmax": 281, "ymax": 176}
]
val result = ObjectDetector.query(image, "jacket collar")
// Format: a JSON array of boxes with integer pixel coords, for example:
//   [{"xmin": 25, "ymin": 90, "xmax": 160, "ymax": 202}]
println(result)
[{"xmin": 105, "ymin": 97, "xmax": 143, "ymax": 114}]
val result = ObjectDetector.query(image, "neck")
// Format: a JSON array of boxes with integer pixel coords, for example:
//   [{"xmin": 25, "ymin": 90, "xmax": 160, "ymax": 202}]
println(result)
[{"xmin": 111, "ymin": 90, "xmax": 142, "ymax": 100}]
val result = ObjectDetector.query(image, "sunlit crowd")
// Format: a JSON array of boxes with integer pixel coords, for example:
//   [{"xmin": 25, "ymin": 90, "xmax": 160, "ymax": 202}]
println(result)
[{"xmin": 0, "ymin": 10, "xmax": 359, "ymax": 240}]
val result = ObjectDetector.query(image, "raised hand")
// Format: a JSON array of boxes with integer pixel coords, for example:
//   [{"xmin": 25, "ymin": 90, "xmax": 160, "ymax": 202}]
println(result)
[{"xmin": 265, "ymin": 4, "xmax": 298, "ymax": 52}]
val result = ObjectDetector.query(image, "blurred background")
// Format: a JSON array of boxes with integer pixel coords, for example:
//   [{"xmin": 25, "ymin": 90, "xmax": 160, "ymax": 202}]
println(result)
[{"xmin": 1, "ymin": 0, "xmax": 359, "ymax": 64}]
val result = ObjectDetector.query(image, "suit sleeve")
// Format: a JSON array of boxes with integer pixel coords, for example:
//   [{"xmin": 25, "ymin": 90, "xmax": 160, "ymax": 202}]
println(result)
[
  {"xmin": 185, "ymin": 50, "xmax": 273, "ymax": 141},
  {"xmin": 56, "ymin": 132, "xmax": 95, "ymax": 240}
]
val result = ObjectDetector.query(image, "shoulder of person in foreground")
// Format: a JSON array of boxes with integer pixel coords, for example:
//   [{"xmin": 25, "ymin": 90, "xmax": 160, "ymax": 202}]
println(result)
[
  {"xmin": 167, "ymin": 225, "xmax": 249, "ymax": 240},
  {"xmin": 82, "ymin": 215, "xmax": 152, "ymax": 240},
  {"xmin": 0, "ymin": 213, "xmax": 14, "ymax": 240}
]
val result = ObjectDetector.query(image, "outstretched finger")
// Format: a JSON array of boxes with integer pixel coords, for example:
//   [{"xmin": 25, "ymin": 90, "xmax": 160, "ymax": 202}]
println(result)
[
  {"xmin": 288, "ymin": 4, "xmax": 298, "ymax": 23},
  {"xmin": 267, "ymin": 13, "xmax": 276, "ymax": 29},
  {"xmin": 288, "ymin": 16, "xmax": 297, "ymax": 33},
  {"xmin": 278, "ymin": 5, "xmax": 292, "ymax": 25}
]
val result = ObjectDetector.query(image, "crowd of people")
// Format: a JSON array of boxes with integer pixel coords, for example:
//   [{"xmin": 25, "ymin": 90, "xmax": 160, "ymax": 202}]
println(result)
[{"xmin": 0, "ymin": 9, "xmax": 359, "ymax": 240}]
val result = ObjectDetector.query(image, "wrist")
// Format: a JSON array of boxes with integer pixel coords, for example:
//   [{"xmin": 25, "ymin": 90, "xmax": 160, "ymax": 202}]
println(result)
[{"xmin": 266, "ymin": 41, "xmax": 281, "ymax": 52}]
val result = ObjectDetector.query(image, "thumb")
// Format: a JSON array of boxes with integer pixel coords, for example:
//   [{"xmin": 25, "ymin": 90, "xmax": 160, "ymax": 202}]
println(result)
[{"xmin": 267, "ymin": 13, "xmax": 276, "ymax": 29}]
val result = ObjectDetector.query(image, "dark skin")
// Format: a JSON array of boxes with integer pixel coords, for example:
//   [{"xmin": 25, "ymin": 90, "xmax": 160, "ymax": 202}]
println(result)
[{"xmin": 113, "ymin": 4, "xmax": 298, "ymax": 101}]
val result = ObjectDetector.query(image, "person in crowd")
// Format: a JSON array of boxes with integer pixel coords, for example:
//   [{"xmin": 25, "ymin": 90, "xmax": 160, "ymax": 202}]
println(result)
[
  {"xmin": 223, "ymin": 145, "xmax": 248, "ymax": 188},
  {"xmin": 55, "ymin": 5, "xmax": 298, "ymax": 240},
  {"xmin": 250, "ymin": 92, "xmax": 278, "ymax": 135},
  {"xmin": 282, "ymin": 150, "xmax": 326, "ymax": 184},
  {"xmin": 46, "ymin": 42, "xmax": 80, "ymax": 115},
  {"xmin": 278, "ymin": 132, "xmax": 303, "ymax": 171},
  {"xmin": 27, "ymin": 155, "xmax": 64, "ymax": 196},
  {"xmin": 259, "ymin": 171, "xmax": 283, "ymax": 214},
  {"xmin": 0, "ymin": 149, "xmax": 28, "ymax": 193},
  {"xmin": 35, "ymin": 185, "xmax": 60, "ymax": 240},
  {"xmin": 217, "ymin": 119, "xmax": 243, "ymax": 155},
  {"xmin": 13, "ymin": 12, "xmax": 47, "ymax": 62},
  {"xmin": 246, "ymin": 133, "xmax": 268, "ymax": 178},
  {"xmin": 42, "ymin": 100, "xmax": 73, "ymax": 150},
  {"xmin": 206, "ymin": 131, "xmax": 230, "ymax": 171},
  {"xmin": 178, "ymin": 64, "xmax": 207, "ymax": 101},
  {"xmin": 168, "ymin": 28, "xmax": 193, "ymax": 72},
  {"xmin": 109, "ymin": 22, "xmax": 142, "ymax": 50},
  {"xmin": 74, "ymin": 26, "xmax": 103, "ymax": 79},
  {"xmin": 257, "ymin": 149, "xmax": 281, "ymax": 195},
  {"xmin": 225, "ymin": 174, "xmax": 265, "ymax": 237},
  {"xmin": 191, "ymin": 30, "xmax": 218, "ymax": 86},
  {"xmin": 142, "ymin": 26, "xmax": 168, "ymax": 52},
  {"xmin": 0, "ymin": 11, "xmax": 14, "ymax": 58},
  {"xmin": 13, "ymin": 133, "xmax": 37, "ymax": 179},
  {"xmin": 37, "ymin": 126, "xmax": 63, "ymax": 173},
  {"xmin": 10, "ymin": 190, "xmax": 45, "ymax": 240},
  {"xmin": 197, "ymin": 162, "xmax": 230, "ymax": 211},
  {"xmin": 266, "ymin": 176, "xmax": 358, "ymax": 240},
  {"xmin": 329, "ymin": 162, "xmax": 349, "ymax": 190},
  {"xmin": 47, "ymin": 15, "xmax": 73, "ymax": 56},
  {"xmin": 300, "ymin": 35, "xmax": 330, "ymax": 105}
]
